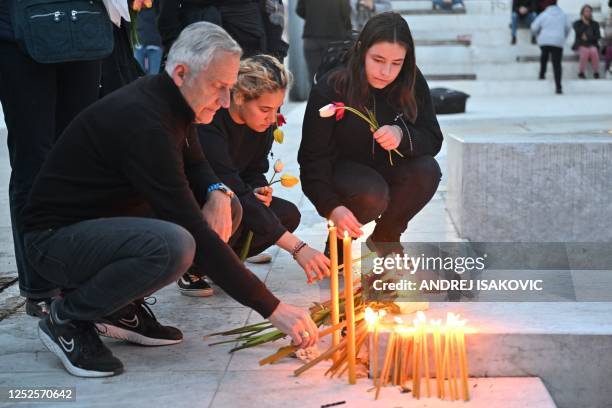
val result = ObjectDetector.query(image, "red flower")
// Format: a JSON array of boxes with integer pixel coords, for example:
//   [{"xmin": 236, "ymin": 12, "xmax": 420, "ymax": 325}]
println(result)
[
  {"xmin": 276, "ymin": 113, "xmax": 286, "ymax": 127},
  {"xmin": 333, "ymin": 102, "xmax": 345, "ymax": 121}
]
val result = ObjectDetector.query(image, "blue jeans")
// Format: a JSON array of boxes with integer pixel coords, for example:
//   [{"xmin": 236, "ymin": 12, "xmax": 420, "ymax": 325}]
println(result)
[
  {"xmin": 24, "ymin": 217, "xmax": 195, "ymax": 321},
  {"xmin": 511, "ymin": 11, "xmax": 537, "ymax": 37},
  {"xmin": 433, "ymin": 0, "xmax": 463, "ymax": 9},
  {"xmin": 134, "ymin": 45, "xmax": 162, "ymax": 75}
]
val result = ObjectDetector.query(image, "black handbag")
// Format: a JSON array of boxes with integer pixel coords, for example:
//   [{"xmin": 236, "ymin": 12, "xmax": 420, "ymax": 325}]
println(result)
[{"xmin": 11, "ymin": 0, "xmax": 114, "ymax": 63}]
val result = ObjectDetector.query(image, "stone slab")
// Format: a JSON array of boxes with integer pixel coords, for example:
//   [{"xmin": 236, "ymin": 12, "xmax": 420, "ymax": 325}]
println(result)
[{"xmin": 445, "ymin": 132, "xmax": 612, "ymax": 241}]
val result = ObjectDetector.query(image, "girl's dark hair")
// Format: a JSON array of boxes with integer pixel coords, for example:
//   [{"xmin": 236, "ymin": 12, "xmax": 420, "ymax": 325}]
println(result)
[
  {"xmin": 580, "ymin": 4, "xmax": 593, "ymax": 17},
  {"xmin": 329, "ymin": 12, "xmax": 418, "ymax": 122}
]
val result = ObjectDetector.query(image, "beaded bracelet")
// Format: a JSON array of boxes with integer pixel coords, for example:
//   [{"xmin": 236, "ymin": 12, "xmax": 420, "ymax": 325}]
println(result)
[{"xmin": 291, "ymin": 241, "xmax": 308, "ymax": 259}]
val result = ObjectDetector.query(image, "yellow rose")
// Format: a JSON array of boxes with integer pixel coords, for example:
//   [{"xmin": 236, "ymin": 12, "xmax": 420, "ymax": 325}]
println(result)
[{"xmin": 280, "ymin": 174, "xmax": 299, "ymax": 188}]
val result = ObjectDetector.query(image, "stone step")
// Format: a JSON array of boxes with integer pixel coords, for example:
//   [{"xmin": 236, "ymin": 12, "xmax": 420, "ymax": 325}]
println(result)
[
  {"xmin": 395, "ymin": 0, "xmax": 603, "ymax": 15},
  {"xmin": 426, "ymin": 73, "xmax": 478, "ymax": 80},
  {"xmin": 415, "ymin": 38, "xmax": 472, "ymax": 46},
  {"xmin": 371, "ymin": 302, "xmax": 612, "ymax": 408},
  {"xmin": 427, "ymin": 79, "xmax": 612, "ymax": 95}
]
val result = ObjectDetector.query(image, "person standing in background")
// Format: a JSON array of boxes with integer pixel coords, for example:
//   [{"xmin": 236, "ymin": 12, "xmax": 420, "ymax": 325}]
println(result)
[
  {"xmin": 134, "ymin": 0, "xmax": 163, "ymax": 75},
  {"xmin": 350, "ymin": 0, "xmax": 392, "ymax": 32},
  {"xmin": 572, "ymin": 4, "xmax": 601, "ymax": 78},
  {"xmin": 0, "ymin": 0, "xmax": 105, "ymax": 316},
  {"xmin": 296, "ymin": 0, "xmax": 352, "ymax": 85},
  {"xmin": 531, "ymin": 0, "xmax": 571, "ymax": 94},
  {"xmin": 510, "ymin": 0, "xmax": 538, "ymax": 44}
]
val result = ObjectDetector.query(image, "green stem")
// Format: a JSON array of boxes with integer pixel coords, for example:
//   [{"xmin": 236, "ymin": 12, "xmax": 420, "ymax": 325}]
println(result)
[
  {"xmin": 239, "ymin": 230, "xmax": 254, "ymax": 262},
  {"xmin": 342, "ymin": 106, "xmax": 378, "ymax": 130}
]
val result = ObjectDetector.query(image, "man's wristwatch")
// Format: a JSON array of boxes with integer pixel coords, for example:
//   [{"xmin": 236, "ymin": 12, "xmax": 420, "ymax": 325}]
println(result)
[{"xmin": 207, "ymin": 182, "xmax": 234, "ymax": 199}]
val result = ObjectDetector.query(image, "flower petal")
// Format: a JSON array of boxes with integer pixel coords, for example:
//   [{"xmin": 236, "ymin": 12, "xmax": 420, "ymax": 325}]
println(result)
[
  {"xmin": 273, "ymin": 159, "xmax": 284, "ymax": 173},
  {"xmin": 280, "ymin": 174, "xmax": 299, "ymax": 188},
  {"xmin": 318, "ymin": 104, "xmax": 336, "ymax": 118},
  {"xmin": 276, "ymin": 113, "xmax": 286, "ymax": 127},
  {"xmin": 273, "ymin": 128, "xmax": 284, "ymax": 144},
  {"xmin": 333, "ymin": 102, "xmax": 345, "ymax": 121}
]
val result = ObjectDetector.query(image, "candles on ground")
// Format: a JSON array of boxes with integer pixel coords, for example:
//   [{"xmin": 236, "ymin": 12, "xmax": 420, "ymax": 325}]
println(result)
[
  {"xmin": 342, "ymin": 231, "xmax": 356, "ymax": 384},
  {"xmin": 327, "ymin": 221, "xmax": 340, "ymax": 364}
]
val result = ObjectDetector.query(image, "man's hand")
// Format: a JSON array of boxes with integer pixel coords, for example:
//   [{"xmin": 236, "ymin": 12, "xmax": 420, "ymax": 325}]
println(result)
[
  {"xmin": 295, "ymin": 246, "xmax": 330, "ymax": 283},
  {"xmin": 202, "ymin": 190, "xmax": 232, "ymax": 242},
  {"xmin": 268, "ymin": 302, "xmax": 318, "ymax": 348},
  {"xmin": 329, "ymin": 206, "xmax": 363, "ymax": 238},
  {"xmin": 373, "ymin": 125, "xmax": 402, "ymax": 151},
  {"xmin": 254, "ymin": 186, "xmax": 273, "ymax": 207}
]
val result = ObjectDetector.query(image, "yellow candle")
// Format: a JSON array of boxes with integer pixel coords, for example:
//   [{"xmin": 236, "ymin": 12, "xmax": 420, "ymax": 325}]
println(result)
[
  {"xmin": 458, "ymin": 325, "xmax": 470, "ymax": 401},
  {"xmin": 422, "ymin": 323, "xmax": 431, "ymax": 397},
  {"xmin": 433, "ymin": 320, "xmax": 443, "ymax": 399},
  {"xmin": 328, "ymin": 221, "xmax": 340, "ymax": 364},
  {"xmin": 412, "ymin": 321, "xmax": 421, "ymax": 399},
  {"xmin": 343, "ymin": 231, "xmax": 356, "ymax": 384},
  {"xmin": 372, "ymin": 324, "xmax": 379, "ymax": 385}
]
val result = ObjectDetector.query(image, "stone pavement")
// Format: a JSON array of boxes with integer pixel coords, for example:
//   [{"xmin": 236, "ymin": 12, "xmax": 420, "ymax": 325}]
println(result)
[{"xmin": 1, "ymin": 90, "xmax": 612, "ymax": 407}]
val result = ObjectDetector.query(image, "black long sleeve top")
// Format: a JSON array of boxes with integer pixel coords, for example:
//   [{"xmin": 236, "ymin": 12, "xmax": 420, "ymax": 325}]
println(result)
[
  {"xmin": 297, "ymin": 67, "xmax": 443, "ymax": 219},
  {"xmin": 22, "ymin": 72, "xmax": 279, "ymax": 317},
  {"xmin": 572, "ymin": 19, "xmax": 601, "ymax": 49},
  {"xmin": 197, "ymin": 108, "xmax": 286, "ymax": 244}
]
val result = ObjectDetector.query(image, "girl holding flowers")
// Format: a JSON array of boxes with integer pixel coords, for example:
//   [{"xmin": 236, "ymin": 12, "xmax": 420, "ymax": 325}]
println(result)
[
  {"xmin": 198, "ymin": 54, "xmax": 330, "ymax": 285},
  {"xmin": 298, "ymin": 12, "xmax": 443, "ymax": 260}
]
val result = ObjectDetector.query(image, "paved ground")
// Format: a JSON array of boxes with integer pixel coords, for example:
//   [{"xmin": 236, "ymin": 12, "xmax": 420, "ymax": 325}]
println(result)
[{"xmin": 0, "ymin": 91, "xmax": 611, "ymax": 407}]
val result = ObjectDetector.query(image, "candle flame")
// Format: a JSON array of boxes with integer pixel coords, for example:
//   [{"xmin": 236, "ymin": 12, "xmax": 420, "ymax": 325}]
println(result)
[
  {"xmin": 328, "ymin": 220, "xmax": 334, "ymax": 228},
  {"xmin": 417, "ymin": 310, "xmax": 427, "ymax": 322},
  {"xmin": 394, "ymin": 316, "xmax": 403, "ymax": 324},
  {"xmin": 379, "ymin": 310, "xmax": 387, "ymax": 317},
  {"xmin": 365, "ymin": 307, "xmax": 378, "ymax": 325},
  {"xmin": 344, "ymin": 231, "xmax": 349, "ymax": 238}
]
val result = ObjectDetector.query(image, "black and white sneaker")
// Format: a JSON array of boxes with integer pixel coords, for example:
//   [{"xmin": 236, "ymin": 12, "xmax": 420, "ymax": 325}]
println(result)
[
  {"xmin": 177, "ymin": 272, "xmax": 214, "ymax": 297},
  {"xmin": 96, "ymin": 299, "xmax": 183, "ymax": 346},
  {"xmin": 38, "ymin": 302, "xmax": 123, "ymax": 377}
]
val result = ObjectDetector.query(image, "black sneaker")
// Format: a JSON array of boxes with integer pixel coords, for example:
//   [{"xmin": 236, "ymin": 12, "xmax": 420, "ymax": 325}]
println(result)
[
  {"xmin": 511, "ymin": 36, "xmax": 516, "ymax": 45},
  {"xmin": 96, "ymin": 299, "xmax": 182, "ymax": 346},
  {"xmin": 38, "ymin": 302, "xmax": 123, "ymax": 377},
  {"xmin": 26, "ymin": 298, "xmax": 53, "ymax": 318},
  {"xmin": 177, "ymin": 272, "xmax": 214, "ymax": 297}
]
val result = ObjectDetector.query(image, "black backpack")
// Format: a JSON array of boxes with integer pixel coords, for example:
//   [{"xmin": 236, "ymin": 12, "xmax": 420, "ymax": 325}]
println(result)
[
  {"xmin": 430, "ymin": 88, "xmax": 470, "ymax": 114},
  {"xmin": 313, "ymin": 32, "xmax": 358, "ymax": 84}
]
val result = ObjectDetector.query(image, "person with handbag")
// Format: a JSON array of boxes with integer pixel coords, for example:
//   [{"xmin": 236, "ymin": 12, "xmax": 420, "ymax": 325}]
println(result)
[
  {"xmin": 572, "ymin": 4, "xmax": 602, "ymax": 78},
  {"xmin": 0, "ymin": 0, "xmax": 113, "ymax": 317},
  {"xmin": 22, "ymin": 22, "xmax": 319, "ymax": 378}
]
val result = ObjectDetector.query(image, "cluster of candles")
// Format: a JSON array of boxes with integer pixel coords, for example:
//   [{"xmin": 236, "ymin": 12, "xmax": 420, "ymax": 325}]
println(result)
[{"xmin": 367, "ymin": 309, "xmax": 470, "ymax": 401}]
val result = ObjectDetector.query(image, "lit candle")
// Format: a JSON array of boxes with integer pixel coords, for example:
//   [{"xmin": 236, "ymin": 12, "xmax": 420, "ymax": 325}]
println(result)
[
  {"xmin": 375, "ymin": 332, "xmax": 396, "ymax": 400},
  {"xmin": 412, "ymin": 319, "xmax": 421, "ymax": 399},
  {"xmin": 417, "ymin": 312, "xmax": 431, "ymax": 398},
  {"xmin": 447, "ymin": 313, "xmax": 458, "ymax": 401},
  {"xmin": 432, "ymin": 320, "xmax": 443, "ymax": 399},
  {"xmin": 328, "ymin": 221, "xmax": 340, "ymax": 364},
  {"xmin": 457, "ymin": 319, "xmax": 470, "ymax": 401},
  {"xmin": 343, "ymin": 231, "xmax": 356, "ymax": 384}
]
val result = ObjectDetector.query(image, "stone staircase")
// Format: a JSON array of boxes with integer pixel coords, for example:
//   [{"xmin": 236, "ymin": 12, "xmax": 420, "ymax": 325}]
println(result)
[{"xmin": 394, "ymin": 0, "xmax": 612, "ymax": 93}]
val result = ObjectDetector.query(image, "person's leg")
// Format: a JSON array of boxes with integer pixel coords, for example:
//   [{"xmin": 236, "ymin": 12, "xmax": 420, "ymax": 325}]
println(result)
[
  {"xmin": 578, "ymin": 46, "xmax": 589, "ymax": 76},
  {"xmin": 539, "ymin": 46, "xmax": 550, "ymax": 79},
  {"xmin": 134, "ymin": 45, "xmax": 146, "ymax": 72},
  {"xmin": 588, "ymin": 46, "xmax": 600, "ymax": 76},
  {"xmin": 551, "ymin": 46, "xmax": 563, "ymax": 91},
  {"xmin": 605, "ymin": 46, "xmax": 612, "ymax": 71},
  {"xmin": 323, "ymin": 161, "xmax": 390, "ymax": 261},
  {"xmin": 371, "ymin": 156, "xmax": 442, "ymax": 249},
  {"xmin": 145, "ymin": 46, "xmax": 162, "ymax": 75},
  {"xmin": 511, "ymin": 12, "xmax": 519, "ymax": 39},
  {"xmin": 237, "ymin": 197, "xmax": 301, "ymax": 258},
  {"xmin": 178, "ymin": 195, "xmax": 242, "ymax": 296},
  {"xmin": 303, "ymin": 38, "xmax": 320, "ymax": 85},
  {"xmin": 27, "ymin": 217, "xmax": 194, "ymax": 377},
  {"xmin": 25, "ymin": 217, "xmax": 194, "ymax": 321},
  {"xmin": 0, "ymin": 41, "xmax": 60, "ymax": 302}
]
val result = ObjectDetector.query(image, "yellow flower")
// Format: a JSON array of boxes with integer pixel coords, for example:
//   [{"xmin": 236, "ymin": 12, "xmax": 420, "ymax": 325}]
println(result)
[
  {"xmin": 280, "ymin": 174, "xmax": 299, "ymax": 188},
  {"xmin": 273, "ymin": 159, "xmax": 284, "ymax": 173},
  {"xmin": 273, "ymin": 128, "xmax": 284, "ymax": 144},
  {"xmin": 144, "ymin": 0, "xmax": 152, "ymax": 7}
]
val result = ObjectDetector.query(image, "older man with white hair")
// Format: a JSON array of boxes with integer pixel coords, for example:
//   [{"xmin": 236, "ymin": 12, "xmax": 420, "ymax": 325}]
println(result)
[{"xmin": 21, "ymin": 22, "xmax": 319, "ymax": 378}]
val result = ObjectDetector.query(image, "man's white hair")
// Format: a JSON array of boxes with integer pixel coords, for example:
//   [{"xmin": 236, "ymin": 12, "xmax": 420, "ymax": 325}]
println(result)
[{"xmin": 165, "ymin": 22, "xmax": 242, "ymax": 77}]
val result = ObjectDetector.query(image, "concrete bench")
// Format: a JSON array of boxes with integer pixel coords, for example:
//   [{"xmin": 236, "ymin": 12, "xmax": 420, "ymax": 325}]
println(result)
[{"xmin": 445, "ymin": 132, "xmax": 612, "ymax": 241}]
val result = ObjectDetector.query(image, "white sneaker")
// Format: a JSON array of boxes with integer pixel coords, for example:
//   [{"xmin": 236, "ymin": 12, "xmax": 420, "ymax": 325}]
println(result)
[{"xmin": 246, "ymin": 252, "xmax": 273, "ymax": 264}]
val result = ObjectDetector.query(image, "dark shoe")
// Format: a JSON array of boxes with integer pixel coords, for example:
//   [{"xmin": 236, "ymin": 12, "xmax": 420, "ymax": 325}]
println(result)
[
  {"xmin": 511, "ymin": 36, "xmax": 517, "ymax": 45},
  {"xmin": 539, "ymin": 73, "xmax": 545, "ymax": 80},
  {"xmin": 38, "ymin": 302, "xmax": 123, "ymax": 377},
  {"xmin": 531, "ymin": 35, "xmax": 536, "ymax": 44},
  {"xmin": 556, "ymin": 87, "xmax": 563, "ymax": 94},
  {"xmin": 578, "ymin": 72, "xmax": 586, "ymax": 79},
  {"xmin": 594, "ymin": 72, "xmax": 600, "ymax": 79},
  {"xmin": 365, "ymin": 235, "xmax": 404, "ymax": 258},
  {"xmin": 177, "ymin": 272, "xmax": 214, "ymax": 297},
  {"xmin": 26, "ymin": 298, "xmax": 53, "ymax": 318},
  {"xmin": 96, "ymin": 299, "xmax": 182, "ymax": 346}
]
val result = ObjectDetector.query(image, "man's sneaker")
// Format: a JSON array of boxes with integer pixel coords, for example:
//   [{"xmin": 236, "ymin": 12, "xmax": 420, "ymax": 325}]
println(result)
[
  {"xmin": 177, "ymin": 272, "xmax": 214, "ymax": 297},
  {"xmin": 96, "ymin": 299, "xmax": 182, "ymax": 346},
  {"xmin": 26, "ymin": 298, "xmax": 53, "ymax": 318},
  {"xmin": 38, "ymin": 303, "xmax": 123, "ymax": 377},
  {"xmin": 246, "ymin": 252, "xmax": 273, "ymax": 264}
]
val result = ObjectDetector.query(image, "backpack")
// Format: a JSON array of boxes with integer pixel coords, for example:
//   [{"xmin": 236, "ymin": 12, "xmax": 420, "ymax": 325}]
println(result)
[{"xmin": 313, "ymin": 32, "xmax": 358, "ymax": 84}]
